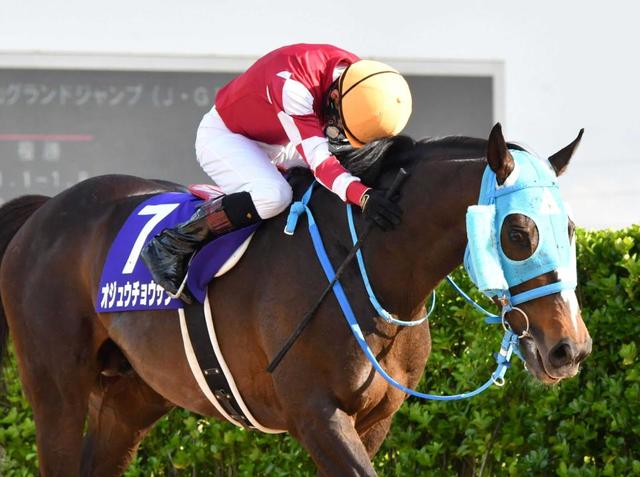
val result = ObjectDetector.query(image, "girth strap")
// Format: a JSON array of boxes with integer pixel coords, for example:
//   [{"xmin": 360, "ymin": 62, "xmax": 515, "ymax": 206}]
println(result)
[{"xmin": 183, "ymin": 301, "xmax": 255, "ymax": 429}]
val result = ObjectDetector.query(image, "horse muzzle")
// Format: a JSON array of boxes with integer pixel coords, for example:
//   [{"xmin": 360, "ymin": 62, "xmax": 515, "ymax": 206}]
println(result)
[{"xmin": 519, "ymin": 334, "xmax": 592, "ymax": 384}]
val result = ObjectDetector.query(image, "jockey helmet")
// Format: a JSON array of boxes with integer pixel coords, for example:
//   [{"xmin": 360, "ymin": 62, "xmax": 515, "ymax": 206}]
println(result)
[{"xmin": 338, "ymin": 60, "xmax": 412, "ymax": 148}]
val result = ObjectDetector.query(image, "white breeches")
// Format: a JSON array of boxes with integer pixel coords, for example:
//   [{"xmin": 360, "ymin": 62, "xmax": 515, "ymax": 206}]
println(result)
[{"xmin": 195, "ymin": 107, "xmax": 305, "ymax": 220}]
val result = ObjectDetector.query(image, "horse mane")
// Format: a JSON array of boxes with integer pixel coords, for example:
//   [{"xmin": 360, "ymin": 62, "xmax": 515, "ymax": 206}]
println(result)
[
  {"xmin": 287, "ymin": 134, "xmax": 529, "ymax": 193},
  {"xmin": 335, "ymin": 135, "xmax": 416, "ymax": 179},
  {"xmin": 336, "ymin": 134, "xmax": 528, "ymax": 186}
]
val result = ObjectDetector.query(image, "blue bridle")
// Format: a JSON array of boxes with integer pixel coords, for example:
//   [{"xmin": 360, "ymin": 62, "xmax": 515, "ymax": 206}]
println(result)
[
  {"xmin": 285, "ymin": 185, "xmax": 514, "ymax": 400},
  {"xmin": 284, "ymin": 152, "xmax": 576, "ymax": 400}
]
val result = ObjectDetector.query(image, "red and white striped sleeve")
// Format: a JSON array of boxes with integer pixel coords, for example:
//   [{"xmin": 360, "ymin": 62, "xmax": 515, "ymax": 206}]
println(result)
[{"xmin": 269, "ymin": 71, "xmax": 369, "ymax": 205}]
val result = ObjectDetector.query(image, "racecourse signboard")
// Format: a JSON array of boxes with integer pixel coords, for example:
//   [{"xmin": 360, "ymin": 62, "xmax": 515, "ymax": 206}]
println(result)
[{"xmin": 0, "ymin": 68, "xmax": 492, "ymax": 203}]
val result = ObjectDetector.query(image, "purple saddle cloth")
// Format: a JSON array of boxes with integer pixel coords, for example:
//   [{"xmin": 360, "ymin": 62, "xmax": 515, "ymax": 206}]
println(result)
[{"xmin": 96, "ymin": 192, "xmax": 259, "ymax": 313}]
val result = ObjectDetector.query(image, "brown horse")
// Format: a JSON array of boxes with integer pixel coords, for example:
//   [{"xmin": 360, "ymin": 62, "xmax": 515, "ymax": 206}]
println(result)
[{"xmin": 0, "ymin": 123, "xmax": 591, "ymax": 476}]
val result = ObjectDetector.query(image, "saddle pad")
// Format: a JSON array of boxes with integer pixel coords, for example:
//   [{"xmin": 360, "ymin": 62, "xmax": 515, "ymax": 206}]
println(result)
[{"xmin": 97, "ymin": 192, "xmax": 259, "ymax": 313}]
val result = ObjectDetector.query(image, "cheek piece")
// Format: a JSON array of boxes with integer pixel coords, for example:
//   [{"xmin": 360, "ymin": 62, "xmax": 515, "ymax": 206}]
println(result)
[{"xmin": 464, "ymin": 150, "xmax": 577, "ymax": 313}]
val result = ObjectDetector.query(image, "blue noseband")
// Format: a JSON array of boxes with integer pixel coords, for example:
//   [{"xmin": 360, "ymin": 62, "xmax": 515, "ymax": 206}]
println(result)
[{"xmin": 464, "ymin": 150, "xmax": 577, "ymax": 308}]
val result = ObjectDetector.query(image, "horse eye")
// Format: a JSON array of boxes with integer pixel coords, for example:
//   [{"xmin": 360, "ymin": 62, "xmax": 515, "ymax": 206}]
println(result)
[{"xmin": 509, "ymin": 230, "xmax": 527, "ymax": 243}]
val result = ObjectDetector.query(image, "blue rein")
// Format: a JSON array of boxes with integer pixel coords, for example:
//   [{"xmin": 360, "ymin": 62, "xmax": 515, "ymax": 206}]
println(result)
[
  {"xmin": 285, "ymin": 182, "xmax": 523, "ymax": 401},
  {"xmin": 346, "ymin": 204, "xmax": 433, "ymax": 326}
]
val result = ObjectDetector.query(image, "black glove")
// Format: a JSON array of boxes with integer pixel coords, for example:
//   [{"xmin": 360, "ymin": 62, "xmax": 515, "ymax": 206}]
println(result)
[{"xmin": 360, "ymin": 189, "xmax": 403, "ymax": 231}]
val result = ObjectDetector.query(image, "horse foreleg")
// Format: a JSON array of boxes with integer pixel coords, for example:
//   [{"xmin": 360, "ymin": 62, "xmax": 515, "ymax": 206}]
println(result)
[
  {"xmin": 80, "ymin": 373, "xmax": 173, "ymax": 477},
  {"xmin": 359, "ymin": 415, "xmax": 394, "ymax": 459},
  {"xmin": 291, "ymin": 402, "xmax": 377, "ymax": 477}
]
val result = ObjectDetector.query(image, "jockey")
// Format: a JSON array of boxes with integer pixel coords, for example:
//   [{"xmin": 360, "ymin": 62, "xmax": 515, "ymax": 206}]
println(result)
[{"xmin": 141, "ymin": 43, "xmax": 412, "ymax": 301}]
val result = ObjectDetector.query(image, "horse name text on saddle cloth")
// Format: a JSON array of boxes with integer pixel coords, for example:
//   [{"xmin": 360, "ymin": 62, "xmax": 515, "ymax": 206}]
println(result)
[{"xmin": 96, "ymin": 192, "xmax": 258, "ymax": 313}]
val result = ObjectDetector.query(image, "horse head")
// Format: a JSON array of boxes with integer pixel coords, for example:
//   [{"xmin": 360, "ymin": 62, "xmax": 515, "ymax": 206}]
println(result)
[
  {"xmin": 479, "ymin": 123, "xmax": 591, "ymax": 383},
  {"xmin": 343, "ymin": 123, "xmax": 592, "ymax": 387}
]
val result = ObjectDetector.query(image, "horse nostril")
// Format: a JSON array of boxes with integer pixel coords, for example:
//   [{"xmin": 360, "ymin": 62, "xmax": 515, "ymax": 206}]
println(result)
[
  {"xmin": 549, "ymin": 341, "xmax": 575, "ymax": 368},
  {"xmin": 575, "ymin": 337, "xmax": 593, "ymax": 364}
]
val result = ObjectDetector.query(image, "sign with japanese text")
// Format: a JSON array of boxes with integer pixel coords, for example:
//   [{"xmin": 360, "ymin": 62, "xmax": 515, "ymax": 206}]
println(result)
[
  {"xmin": 0, "ymin": 68, "xmax": 493, "ymax": 205},
  {"xmin": 0, "ymin": 69, "xmax": 238, "ymax": 204}
]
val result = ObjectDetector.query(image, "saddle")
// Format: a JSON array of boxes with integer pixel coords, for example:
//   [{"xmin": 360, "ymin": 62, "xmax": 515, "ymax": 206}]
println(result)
[{"xmin": 96, "ymin": 185, "xmax": 259, "ymax": 313}]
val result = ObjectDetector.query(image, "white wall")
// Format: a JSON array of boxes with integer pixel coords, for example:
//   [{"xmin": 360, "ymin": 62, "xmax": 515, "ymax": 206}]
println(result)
[{"xmin": 1, "ymin": 0, "xmax": 638, "ymax": 229}]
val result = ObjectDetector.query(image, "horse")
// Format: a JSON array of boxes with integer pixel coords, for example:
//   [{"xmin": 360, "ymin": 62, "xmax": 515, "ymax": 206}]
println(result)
[{"xmin": 0, "ymin": 123, "xmax": 592, "ymax": 476}]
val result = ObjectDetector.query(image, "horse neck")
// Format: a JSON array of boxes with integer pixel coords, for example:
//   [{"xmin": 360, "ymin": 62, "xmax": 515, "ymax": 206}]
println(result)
[{"xmin": 361, "ymin": 157, "xmax": 486, "ymax": 319}]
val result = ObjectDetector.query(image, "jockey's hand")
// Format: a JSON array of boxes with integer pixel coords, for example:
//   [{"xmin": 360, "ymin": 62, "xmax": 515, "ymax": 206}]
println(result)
[{"xmin": 360, "ymin": 189, "xmax": 402, "ymax": 231}]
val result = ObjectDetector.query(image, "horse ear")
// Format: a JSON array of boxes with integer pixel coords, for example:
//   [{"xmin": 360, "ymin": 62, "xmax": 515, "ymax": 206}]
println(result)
[
  {"xmin": 486, "ymin": 123, "xmax": 514, "ymax": 185},
  {"xmin": 548, "ymin": 129, "xmax": 584, "ymax": 176}
]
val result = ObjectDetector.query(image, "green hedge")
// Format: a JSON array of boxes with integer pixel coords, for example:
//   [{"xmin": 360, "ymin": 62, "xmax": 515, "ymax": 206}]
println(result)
[{"xmin": 1, "ymin": 226, "xmax": 639, "ymax": 476}]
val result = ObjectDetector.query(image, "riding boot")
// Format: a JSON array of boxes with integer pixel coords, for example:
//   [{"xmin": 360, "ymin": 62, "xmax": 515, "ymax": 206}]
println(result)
[{"xmin": 140, "ymin": 191, "xmax": 260, "ymax": 303}]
